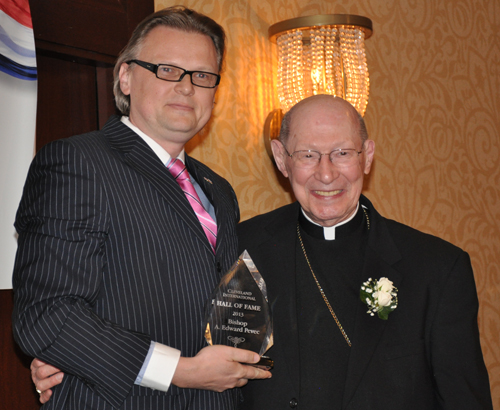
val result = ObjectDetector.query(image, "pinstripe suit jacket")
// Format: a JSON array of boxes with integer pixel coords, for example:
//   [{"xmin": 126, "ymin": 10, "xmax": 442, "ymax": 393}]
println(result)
[{"xmin": 12, "ymin": 116, "xmax": 241, "ymax": 410}]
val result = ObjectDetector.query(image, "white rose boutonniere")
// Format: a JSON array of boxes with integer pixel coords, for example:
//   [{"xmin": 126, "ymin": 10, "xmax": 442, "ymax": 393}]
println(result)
[{"xmin": 360, "ymin": 277, "xmax": 398, "ymax": 320}]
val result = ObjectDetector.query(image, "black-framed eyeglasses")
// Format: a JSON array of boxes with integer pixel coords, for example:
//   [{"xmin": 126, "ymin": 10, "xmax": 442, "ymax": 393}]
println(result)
[
  {"xmin": 283, "ymin": 144, "xmax": 363, "ymax": 169},
  {"xmin": 126, "ymin": 60, "xmax": 220, "ymax": 88}
]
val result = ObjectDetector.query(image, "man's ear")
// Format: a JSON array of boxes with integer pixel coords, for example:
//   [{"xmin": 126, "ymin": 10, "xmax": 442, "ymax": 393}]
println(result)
[
  {"xmin": 363, "ymin": 139, "xmax": 375, "ymax": 175},
  {"xmin": 118, "ymin": 63, "xmax": 132, "ymax": 96},
  {"xmin": 271, "ymin": 139, "xmax": 289, "ymax": 178}
]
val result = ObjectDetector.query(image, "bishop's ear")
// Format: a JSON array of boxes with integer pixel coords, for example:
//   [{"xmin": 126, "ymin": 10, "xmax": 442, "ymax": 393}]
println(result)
[
  {"xmin": 271, "ymin": 139, "xmax": 289, "ymax": 178},
  {"xmin": 363, "ymin": 139, "xmax": 375, "ymax": 175}
]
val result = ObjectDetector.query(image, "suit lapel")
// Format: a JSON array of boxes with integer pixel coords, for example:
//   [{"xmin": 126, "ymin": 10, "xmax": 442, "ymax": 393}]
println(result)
[
  {"xmin": 342, "ymin": 198, "xmax": 403, "ymax": 409},
  {"xmin": 102, "ymin": 117, "xmax": 210, "ymax": 252}
]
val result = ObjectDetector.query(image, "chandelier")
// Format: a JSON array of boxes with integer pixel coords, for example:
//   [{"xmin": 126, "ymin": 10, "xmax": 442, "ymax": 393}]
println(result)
[{"xmin": 269, "ymin": 14, "xmax": 373, "ymax": 116}]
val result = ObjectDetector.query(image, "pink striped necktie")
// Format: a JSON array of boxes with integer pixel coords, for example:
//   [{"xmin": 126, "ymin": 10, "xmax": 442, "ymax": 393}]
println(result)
[{"xmin": 167, "ymin": 158, "xmax": 217, "ymax": 253}]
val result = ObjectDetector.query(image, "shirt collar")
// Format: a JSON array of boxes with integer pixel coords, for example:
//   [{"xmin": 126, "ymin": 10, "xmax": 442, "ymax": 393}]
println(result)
[
  {"xmin": 300, "ymin": 203, "xmax": 360, "ymax": 240},
  {"xmin": 121, "ymin": 116, "xmax": 186, "ymax": 164}
]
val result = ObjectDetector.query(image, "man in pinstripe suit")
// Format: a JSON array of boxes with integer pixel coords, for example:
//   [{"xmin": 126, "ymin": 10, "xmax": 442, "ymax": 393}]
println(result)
[{"xmin": 13, "ymin": 6, "xmax": 270, "ymax": 410}]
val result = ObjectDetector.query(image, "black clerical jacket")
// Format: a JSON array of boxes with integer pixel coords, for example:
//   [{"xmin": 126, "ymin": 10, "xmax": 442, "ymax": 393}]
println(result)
[{"xmin": 237, "ymin": 195, "xmax": 492, "ymax": 410}]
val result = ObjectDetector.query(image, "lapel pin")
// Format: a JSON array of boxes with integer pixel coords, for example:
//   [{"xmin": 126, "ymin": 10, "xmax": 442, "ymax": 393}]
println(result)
[{"xmin": 204, "ymin": 177, "xmax": 213, "ymax": 184}]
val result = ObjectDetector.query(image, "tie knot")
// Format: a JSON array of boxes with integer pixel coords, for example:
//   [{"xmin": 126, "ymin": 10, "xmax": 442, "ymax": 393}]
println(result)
[{"xmin": 167, "ymin": 158, "xmax": 189, "ymax": 180}]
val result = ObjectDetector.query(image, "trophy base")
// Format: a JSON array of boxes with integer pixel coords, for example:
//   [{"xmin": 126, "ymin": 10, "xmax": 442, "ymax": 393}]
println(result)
[{"xmin": 252, "ymin": 356, "xmax": 274, "ymax": 371}]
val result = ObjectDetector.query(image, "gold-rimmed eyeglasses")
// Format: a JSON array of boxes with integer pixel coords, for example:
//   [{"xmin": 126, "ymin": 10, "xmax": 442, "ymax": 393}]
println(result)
[{"xmin": 283, "ymin": 145, "xmax": 363, "ymax": 168}]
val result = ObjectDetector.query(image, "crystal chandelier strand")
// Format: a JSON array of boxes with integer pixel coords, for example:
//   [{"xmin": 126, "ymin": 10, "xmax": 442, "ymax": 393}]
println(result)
[
  {"xmin": 276, "ymin": 34, "xmax": 286, "ymax": 112},
  {"xmin": 340, "ymin": 28, "xmax": 353, "ymax": 104},
  {"xmin": 302, "ymin": 35, "xmax": 312, "ymax": 100},
  {"xmin": 339, "ymin": 27, "xmax": 369, "ymax": 116},
  {"xmin": 332, "ymin": 27, "xmax": 343, "ymax": 99},
  {"xmin": 340, "ymin": 27, "xmax": 358, "ymax": 113},
  {"xmin": 284, "ymin": 31, "xmax": 294, "ymax": 112},
  {"xmin": 277, "ymin": 30, "xmax": 303, "ymax": 113},
  {"xmin": 311, "ymin": 28, "xmax": 327, "ymax": 95},
  {"xmin": 291, "ymin": 30, "xmax": 304, "ymax": 111},
  {"xmin": 350, "ymin": 28, "xmax": 362, "ymax": 111},
  {"xmin": 355, "ymin": 28, "xmax": 369, "ymax": 115},
  {"xmin": 324, "ymin": 26, "xmax": 336, "ymax": 97}
]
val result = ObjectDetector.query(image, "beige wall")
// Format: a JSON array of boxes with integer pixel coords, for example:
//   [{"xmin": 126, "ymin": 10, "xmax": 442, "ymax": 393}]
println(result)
[{"xmin": 156, "ymin": 0, "xmax": 500, "ymax": 406}]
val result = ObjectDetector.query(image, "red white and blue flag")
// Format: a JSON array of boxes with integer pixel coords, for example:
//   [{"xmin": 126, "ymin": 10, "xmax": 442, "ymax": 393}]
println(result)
[
  {"xmin": 0, "ymin": 0, "xmax": 37, "ymax": 80},
  {"xmin": 0, "ymin": 0, "xmax": 37, "ymax": 289}
]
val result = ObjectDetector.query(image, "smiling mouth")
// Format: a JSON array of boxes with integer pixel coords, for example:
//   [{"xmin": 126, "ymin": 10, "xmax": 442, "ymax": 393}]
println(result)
[{"xmin": 314, "ymin": 189, "xmax": 343, "ymax": 197}]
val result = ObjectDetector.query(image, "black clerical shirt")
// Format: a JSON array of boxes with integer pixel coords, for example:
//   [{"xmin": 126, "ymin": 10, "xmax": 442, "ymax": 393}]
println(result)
[{"xmin": 296, "ymin": 205, "xmax": 369, "ymax": 409}]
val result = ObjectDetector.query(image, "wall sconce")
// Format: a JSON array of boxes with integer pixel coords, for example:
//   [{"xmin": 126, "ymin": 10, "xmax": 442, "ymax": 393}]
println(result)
[{"xmin": 264, "ymin": 14, "xmax": 373, "ymax": 156}]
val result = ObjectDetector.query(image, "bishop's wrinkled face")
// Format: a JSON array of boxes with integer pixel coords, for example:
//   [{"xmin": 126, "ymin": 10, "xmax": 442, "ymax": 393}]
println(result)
[{"xmin": 272, "ymin": 96, "xmax": 375, "ymax": 227}]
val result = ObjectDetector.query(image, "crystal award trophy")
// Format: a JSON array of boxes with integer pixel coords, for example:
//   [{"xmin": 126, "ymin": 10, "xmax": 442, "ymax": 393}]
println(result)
[{"xmin": 205, "ymin": 250, "xmax": 273, "ymax": 370}]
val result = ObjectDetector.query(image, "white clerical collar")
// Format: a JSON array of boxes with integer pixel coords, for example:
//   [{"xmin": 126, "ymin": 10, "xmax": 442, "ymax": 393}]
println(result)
[
  {"xmin": 301, "ymin": 203, "xmax": 360, "ymax": 240},
  {"xmin": 121, "ymin": 116, "xmax": 186, "ymax": 164}
]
